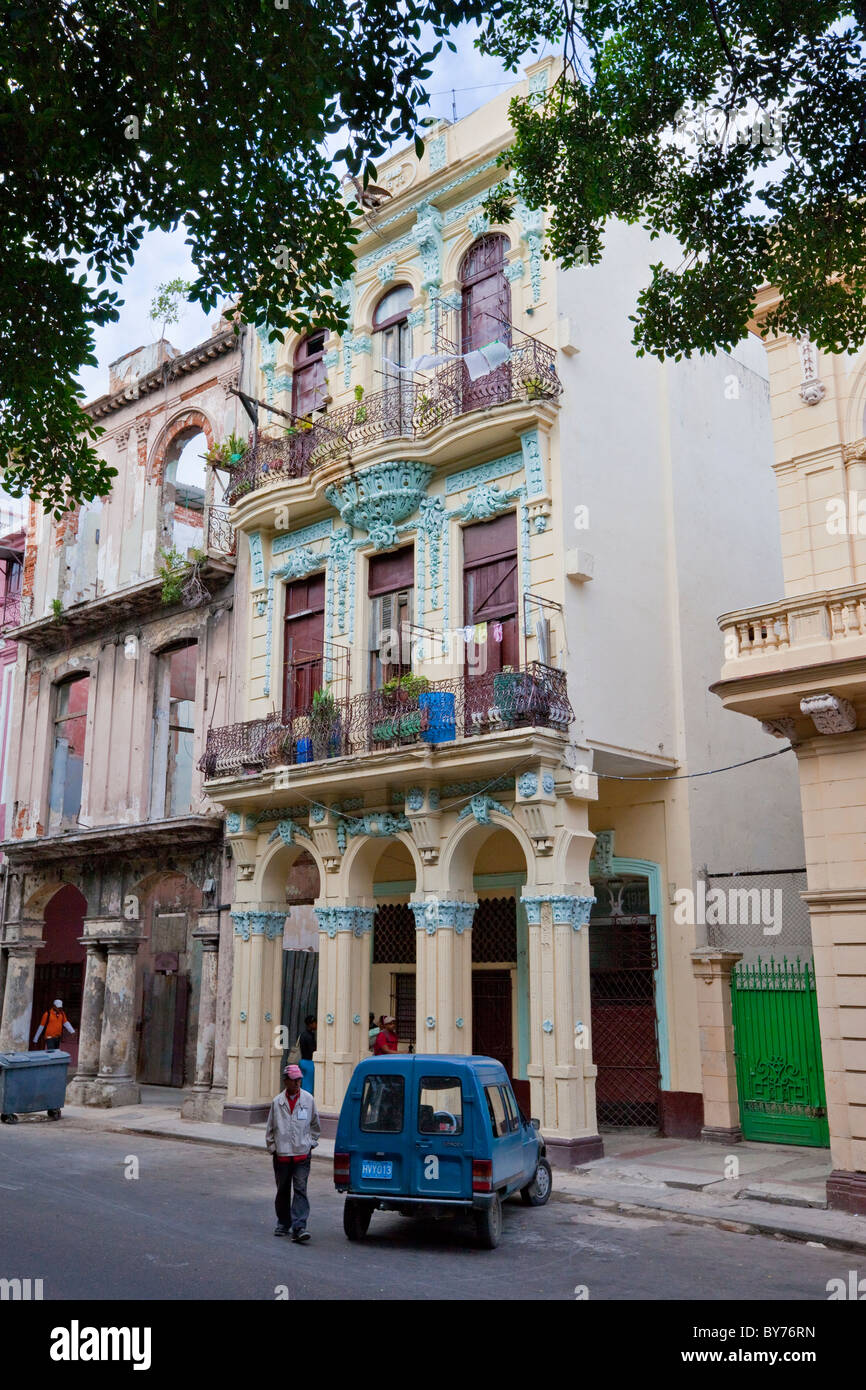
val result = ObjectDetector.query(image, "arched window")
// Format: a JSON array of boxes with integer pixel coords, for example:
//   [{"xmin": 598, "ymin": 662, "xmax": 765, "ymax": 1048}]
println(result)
[
  {"xmin": 374, "ymin": 285, "xmax": 414, "ymax": 434},
  {"xmin": 292, "ymin": 331, "xmax": 328, "ymax": 419},
  {"xmin": 460, "ymin": 235, "xmax": 511, "ymax": 409}
]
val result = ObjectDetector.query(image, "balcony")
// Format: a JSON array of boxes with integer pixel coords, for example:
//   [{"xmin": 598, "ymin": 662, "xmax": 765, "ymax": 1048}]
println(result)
[
  {"xmin": 226, "ymin": 336, "xmax": 561, "ymax": 504},
  {"xmin": 719, "ymin": 584, "xmax": 866, "ymax": 675},
  {"xmin": 0, "ymin": 591, "xmax": 22, "ymax": 634},
  {"xmin": 199, "ymin": 662, "xmax": 573, "ymax": 781}
]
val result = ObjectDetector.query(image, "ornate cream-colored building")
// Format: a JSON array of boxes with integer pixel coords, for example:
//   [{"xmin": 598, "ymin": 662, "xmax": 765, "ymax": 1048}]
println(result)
[
  {"xmin": 713, "ymin": 291, "xmax": 866, "ymax": 1211},
  {"xmin": 202, "ymin": 60, "xmax": 805, "ymax": 1162}
]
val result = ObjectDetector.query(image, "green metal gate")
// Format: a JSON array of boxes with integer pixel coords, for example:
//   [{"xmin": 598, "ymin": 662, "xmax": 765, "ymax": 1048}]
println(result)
[{"xmin": 731, "ymin": 958, "xmax": 829, "ymax": 1147}]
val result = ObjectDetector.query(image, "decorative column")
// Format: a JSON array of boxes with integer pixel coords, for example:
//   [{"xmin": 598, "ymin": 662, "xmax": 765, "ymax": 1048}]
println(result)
[
  {"xmin": 0, "ymin": 941, "xmax": 42, "ymax": 1051},
  {"xmin": 523, "ymin": 891, "xmax": 601, "ymax": 1166},
  {"xmin": 182, "ymin": 910, "xmax": 221, "ymax": 1121},
  {"xmin": 690, "ymin": 949, "xmax": 743, "ymax": 1143},
  {"xmin": 410, "ymin": 897, "xmax": 476, "ymax": 1055},
  {"xmin": 90, "ymin": 941, "xmax": 142, "ymax": 1107},
  {"xmin": 223, "ymin": 905, "xmax": 286, "ymax": 1125},
  {"xmin": 313, "ymin": 903, "xmax": 374, "ymax": 1122},
  {"xmin": 66, "ymin": 943, "xmax": 107, "ymax": 1103}
]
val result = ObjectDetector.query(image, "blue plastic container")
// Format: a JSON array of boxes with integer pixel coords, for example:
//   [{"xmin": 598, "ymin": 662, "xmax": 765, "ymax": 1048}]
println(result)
[
  {"xmin": 296, "ymin": 737, "xmax": 313, "ymax": 764},
  {"xmin": 0, "ymin": 1049, "xmax": 71, "ymax": 1120},
  {"xmin": 420, "ymin": 691, "xmax": 456, "ymax": 744}
]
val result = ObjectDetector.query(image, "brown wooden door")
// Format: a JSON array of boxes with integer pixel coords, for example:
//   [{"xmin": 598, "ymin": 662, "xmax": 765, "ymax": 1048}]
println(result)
[
  {"xmin": 292, "ymin": 332, "xmax": 327, "ymax": 418},
  {"xmin": 138, "ymin": 970, "xmax": 189, "ymax": 1087},
  {"xmin": 472, "ymin": 971, "xmax": 513, "ymax": 1077},
  {"xmin": 283, "ymin": 574, "xmax": 325, "ymax": 717},
  {"xmin": 463, "ymin": 513, "xmax": 519, "ymax": 676},
  {"xmin": 460, "ymin": 236, "xmax": 511, "ymax": 411}
]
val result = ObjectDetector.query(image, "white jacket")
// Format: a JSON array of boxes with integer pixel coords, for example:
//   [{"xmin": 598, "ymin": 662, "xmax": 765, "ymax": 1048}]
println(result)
[{"xmin": 265, "ymin": 1088, "xmax": 321, "ymax": 1157}]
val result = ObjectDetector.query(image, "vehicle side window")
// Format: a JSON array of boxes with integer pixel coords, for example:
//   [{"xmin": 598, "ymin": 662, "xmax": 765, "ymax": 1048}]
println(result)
[
  {"xmin": 485, "ymin": 1084, "xmax": 508, "ymax": 1138},
  {"xmin": 502, "ymin": 1085, "xmax": 520, "ymax": 1133},
  {"xmin": 418, "ymin": 1076, "xmax": 463, "ymax": 1134},
  {"xmin": 360, "ymin": 1075, "xmax": 404, "ymax": 1133}
]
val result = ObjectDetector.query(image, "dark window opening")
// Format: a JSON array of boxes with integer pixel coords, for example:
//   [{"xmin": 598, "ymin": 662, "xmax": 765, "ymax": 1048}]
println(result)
[{"xmin": 49, "ymin": 674, "xmax": 90, "ymax": 831}]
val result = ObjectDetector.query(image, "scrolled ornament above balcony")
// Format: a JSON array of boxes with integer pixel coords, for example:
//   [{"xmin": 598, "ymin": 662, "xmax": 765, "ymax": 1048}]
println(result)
[{"xmin": 325, "ymin": 461, "xmax": 434, "ymax": 547}]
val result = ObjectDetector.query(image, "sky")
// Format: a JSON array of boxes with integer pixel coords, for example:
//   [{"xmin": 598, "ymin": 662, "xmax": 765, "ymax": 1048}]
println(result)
[{"xmin": 76, "ymin": 24, "xmax": 547, "ymax": 404}]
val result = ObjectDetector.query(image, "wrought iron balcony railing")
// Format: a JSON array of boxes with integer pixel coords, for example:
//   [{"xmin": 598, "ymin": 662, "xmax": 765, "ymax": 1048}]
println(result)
[
  {"xmin": 0, "ymin": 591, "xmax": 22, "ymax": 632},
  {"xmin": 206, "ymin": 505, "xmax": 237, "ymax": 556},
  {"xmin": 199, "ymin": 662, "xmax": 572, "ymax": 779},
  {"xmin": 226, "ymin": 337, "xmax": 561, "ymax": 504}
]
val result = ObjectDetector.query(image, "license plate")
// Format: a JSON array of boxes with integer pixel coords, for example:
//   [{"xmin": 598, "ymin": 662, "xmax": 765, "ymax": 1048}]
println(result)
[{"xmin": 361, "ymin": 1160, "xmax": 393, "ymax": 1180}]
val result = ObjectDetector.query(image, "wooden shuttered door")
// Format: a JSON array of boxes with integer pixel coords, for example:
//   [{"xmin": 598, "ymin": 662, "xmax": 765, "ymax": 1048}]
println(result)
[
  {"xmin": 368, "ymin": 547, "xmax": 414, "ymax": 689},
  {"xmin": 283, "ymin": 574, "xmax": 325, "ymax": 717},
  {"xmin": 463, "ymin": 512, "xmax": 519, "ymax": 674}
]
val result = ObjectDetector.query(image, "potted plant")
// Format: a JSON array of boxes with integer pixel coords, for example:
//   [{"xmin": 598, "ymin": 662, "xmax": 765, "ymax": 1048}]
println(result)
[
  {"xmin": 310, "ymin": 687, "xmax": 342, "ymax": 759},
  {"xmin": 523, "ymin": 375, "xmax": 553, "ymax": 401},
  {"xmin": 354, "ymin": 384, "xmax": 368, "ymax": 424}
]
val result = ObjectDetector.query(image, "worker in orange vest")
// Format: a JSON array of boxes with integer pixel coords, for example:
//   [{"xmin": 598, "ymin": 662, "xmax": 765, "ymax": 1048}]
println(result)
[{"xmin": 33, "ymin": 999, "xmax": 76, "ymax": 1051}]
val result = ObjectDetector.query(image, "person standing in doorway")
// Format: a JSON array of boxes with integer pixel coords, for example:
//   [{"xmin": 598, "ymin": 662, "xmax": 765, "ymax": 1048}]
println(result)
[
  {"xmin": 33, "ymin": 999, "xmax": 75, "ymax": 1051},
  {"xmin": 298, "ymin": 1014, "xmax": 317, "ymax": 1096},
  {"xmin": 373, "ymin": 1015, "xmax": 399, "ymax": 1055},
  {"xmin": 265, "ymin": 1063, "xmax": 320, "ymax": 1243}
]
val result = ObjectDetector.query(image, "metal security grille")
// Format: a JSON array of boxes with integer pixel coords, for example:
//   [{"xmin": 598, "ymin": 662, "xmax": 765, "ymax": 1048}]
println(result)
[
  {"xmin": 590, "ymin": 916, "xmax": 660, "ymax": 1127},
  {"xmin": 372, "ymin": 904, "xmax": 415, "ymax": 963},
  {"xmin": 731, "ymin": 957, "xmax": 829, "ymax": 1147},
  {"xmin": 472, "ymin": 897, "xmax": 517, "ymax": 963},
  {"xmin": 704, "ymin": 870, "xmax": 811, "ymax": 964},
  {"xmin": 393, "ymin": 973, "xmax": 416, "ymax": 1046}
]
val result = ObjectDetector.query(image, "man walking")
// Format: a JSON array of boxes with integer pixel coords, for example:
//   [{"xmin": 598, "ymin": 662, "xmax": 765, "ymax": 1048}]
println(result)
[
  {"xmin": 265, "ymin": 1062, "xmax": 320, "ymax": 1244},
  {"xmin": 33, "ymin": 999, "xmax": 76, "ymax": 1051}
]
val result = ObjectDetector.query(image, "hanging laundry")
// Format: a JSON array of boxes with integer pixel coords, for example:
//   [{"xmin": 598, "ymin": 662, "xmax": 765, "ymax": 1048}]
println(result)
[
  {"xmin": 473, "ymin": 622, "xmax": 488, "ymax": 645},
  {"xmin": 462, "ymin": 341, "xmax": 512, "ymax": 380},
  {"xmin": 462, "ymin": 625, "xmax": 475, "ymax": 644},
  {"xmin": 491, "ymin": 621, "xmax": 503, "ymax": 643}
]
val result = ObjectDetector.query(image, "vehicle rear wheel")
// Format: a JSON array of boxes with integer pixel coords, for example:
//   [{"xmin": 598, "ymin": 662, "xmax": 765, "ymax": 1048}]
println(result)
[
  {"xmin": 47, "ymin": 1109, "xmax": 62, "ymax": 1120},
  {"xmin": 521, "ymin": 1157, "xmax": 552, "ymax": 1206},
  {"xmin": 1, "ymin": 1113, "xmax": 18, "ymax": 1124},
  {"xmin": 474, "ymin": 1193, "xmax": 502, "ymax": 1249},
  {"xmin": 343, "ymin": 1199, "xmax": 373, "ymax": 1241}
]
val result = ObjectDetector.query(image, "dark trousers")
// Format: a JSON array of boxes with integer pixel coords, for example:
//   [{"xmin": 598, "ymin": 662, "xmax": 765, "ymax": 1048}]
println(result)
[
  {"xmin": 45, "ymin": 1037, "xmax": 61, "ymax": 1051},
  {"xmin": 273, "ymin": 1154, "xmax": 311, "ymax": 1233}
]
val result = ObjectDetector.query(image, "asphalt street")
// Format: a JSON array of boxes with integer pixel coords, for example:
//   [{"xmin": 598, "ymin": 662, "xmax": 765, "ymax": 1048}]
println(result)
[{"xmin": 0, "ymin": 1119, "xmax": 855, "ymax": 1301}]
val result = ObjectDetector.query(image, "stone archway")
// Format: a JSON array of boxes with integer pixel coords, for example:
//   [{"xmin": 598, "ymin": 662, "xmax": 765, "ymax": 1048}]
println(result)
[{"xmin": 28, "ymin": 883, "xmax": 87, "ymax": 1066}]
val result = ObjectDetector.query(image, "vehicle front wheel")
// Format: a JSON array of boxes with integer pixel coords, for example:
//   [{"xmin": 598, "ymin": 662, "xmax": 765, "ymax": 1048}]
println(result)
[
  {"xmin": 474, "ymin": 1193, "xmax": 502, "ymax": 1249},
  {"xmin": 343, "ymin": 1199, "xmax": 373, "ymax": 1241},
  {"xmin": 520, "ymin": 1157, "xmax": 552, "ymax": 1207}
]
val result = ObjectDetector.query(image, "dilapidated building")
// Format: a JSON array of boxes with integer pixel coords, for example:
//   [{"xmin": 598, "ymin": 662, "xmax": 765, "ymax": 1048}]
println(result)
[{"xmin": 0, "ymin": 321, "xmax": 247, "ymax": 1116}]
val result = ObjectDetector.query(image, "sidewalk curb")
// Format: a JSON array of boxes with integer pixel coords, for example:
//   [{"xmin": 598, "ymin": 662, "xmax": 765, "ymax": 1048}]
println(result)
[{"xmin": 552, "ymin": 1188, "xmax": 866, "ymax": 1256}]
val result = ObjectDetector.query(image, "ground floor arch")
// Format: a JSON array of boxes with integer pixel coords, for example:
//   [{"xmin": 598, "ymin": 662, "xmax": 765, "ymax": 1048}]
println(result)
[{"xmin": 29, "ymin": 882, "xmax": 87, "ymax": 1068}]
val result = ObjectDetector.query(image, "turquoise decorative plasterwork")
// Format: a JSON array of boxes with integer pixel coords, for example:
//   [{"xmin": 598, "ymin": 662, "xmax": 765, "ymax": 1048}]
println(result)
[
  {"xmin": 441, "ymin": 777, "xmax": 514, "ymax": 798},
  {"xmin": 377, "ymin": 260, "xmax": 397, "ymax": 285},
  {"xmin": 272, "ymin": 519, "xmax": 333, "ymax": 555},
  {"xmin": 517, "ymin": 773, "xmax": 538, "ymax": 798},
  {"xmin": 468, "ymin": 212, "xmax": 489, "ymax": 237},
  {"xmin": 542, "ymin": 772, "xmax": 555, "ymax": 795},
  {"xmin": 325, "ymin": 461, "xmax": 434, "ymax": 546},
  {"xmin": 225, "ymin": 813, "xmax": 242, "ymax": 834},
  {"xmin": 528, "ymin": 68, "xmax": 548, "ymax": 106},
  {"xmin": 427, "ymin": 135, "xmax": 447, "ymax": 172},
  {"xmin": 520, "ymin": 430, "xmax": 546, "ymax": 499},
  {"xmin": 445, "ymin": 452, "xmax": 522, "ymax": 496},
  {"xmin": 248, "ymin": 532, "xmax": 265, "ymax": 589},
  {"xmin": 231, "ymin": 910, "xmax": 286, "ymax": 942},
  {"xmin": 504, "ymin": 259, "xmax": 525, "ymax": 284},
  {"xmin": 314, "ymin": 905, "xmax": 376, "ymax": 939},
  {"xmin": 268, "ymin": 819, "xmax": 312, "ymax": 847},
  {"xmin": 413, "ymin": 201, "xmax": 444, "ymax": 294},
  {"xmin": 457, "ymin": 795, "xmax": 512, "ymax": 825},
  {"xmin": 410, "ymin": 900, "xmax": 476, "ymax": 934},
  {"xmin": 515, "ymin": 199, "xmax": 545, "ymax": 302},
  {"xmin": 355, "ymin": 156, "xmax": 501, "ymax": 263},
  {"xmin": 407, "ymin": 307, "xmax": 426, "ymax": 329},
  {"xmin": 335, "ymin": 811, "xmax": 410, "ymax": 854},
  {"xmin": 522, "ymin": 895, "xmax": 595, "ymax": 930}
]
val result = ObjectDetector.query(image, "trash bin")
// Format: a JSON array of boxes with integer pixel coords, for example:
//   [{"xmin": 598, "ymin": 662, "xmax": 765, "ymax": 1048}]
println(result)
[{"xmin": 0, "ymin": 1050, "xmax": 71, "ymax": 1123}]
